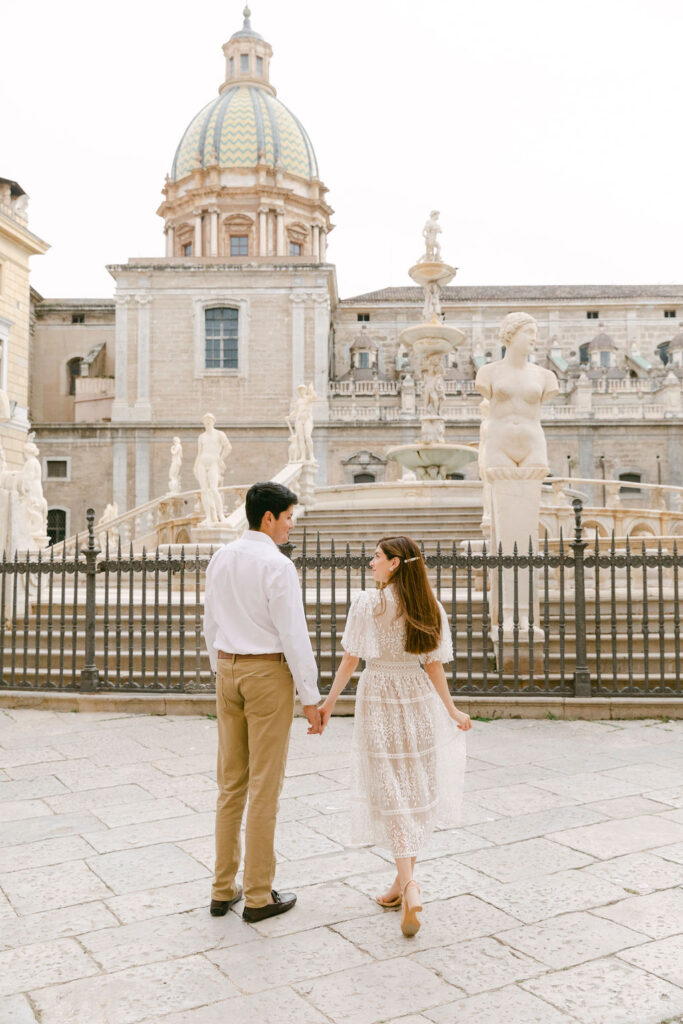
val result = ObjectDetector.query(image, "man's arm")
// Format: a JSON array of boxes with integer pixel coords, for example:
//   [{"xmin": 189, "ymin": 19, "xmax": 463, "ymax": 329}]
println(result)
[
  {"xmin": 267, "ymin": 559, "xmax": 321, "ymax": 709},
  {"xmin": 202, "ymin": 557, "xmax": 219, "ymax": 674}
]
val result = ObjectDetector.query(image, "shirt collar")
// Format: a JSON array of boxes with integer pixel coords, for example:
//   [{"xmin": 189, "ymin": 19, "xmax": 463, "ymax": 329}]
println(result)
[{"xmin": 244, "ymin": 530, "xmax": 277, "ymax": 547}]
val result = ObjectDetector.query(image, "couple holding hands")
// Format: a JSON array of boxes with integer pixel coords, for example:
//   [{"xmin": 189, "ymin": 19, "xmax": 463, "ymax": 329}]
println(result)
[{"xmin": 203, "ymin": 482, "xmax": 471, "ymax": 938}]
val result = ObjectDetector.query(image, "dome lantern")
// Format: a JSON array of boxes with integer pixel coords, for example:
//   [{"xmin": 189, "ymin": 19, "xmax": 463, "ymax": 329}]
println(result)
[{"xmin": 220, "ymin": 6, "xmax": 275, "ymax": 97}]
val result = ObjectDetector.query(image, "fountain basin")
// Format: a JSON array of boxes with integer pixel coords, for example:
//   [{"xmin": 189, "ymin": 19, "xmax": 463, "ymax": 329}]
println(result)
[
  {"xmin": 386, "ymin": 442, "xmax": 478, "ymax": 480},
  {"xmin": 409, "ymin": 261, "xmax": 457, "ymax": 287},
  {"xmin": 399, "ymin": 321, "xmax": 466, "ymax": 361}
]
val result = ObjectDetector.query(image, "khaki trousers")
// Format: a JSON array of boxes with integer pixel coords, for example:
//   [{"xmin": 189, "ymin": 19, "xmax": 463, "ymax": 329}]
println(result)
[{"xmin": 212, "ymin": 654, "xmax": 295, "ymax": 908}]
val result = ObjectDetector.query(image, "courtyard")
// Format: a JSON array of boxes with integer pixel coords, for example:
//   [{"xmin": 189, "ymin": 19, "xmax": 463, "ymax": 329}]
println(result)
[{"xmin": 0, "ymin": 709, "xmax": 682, "ymax": 1023}]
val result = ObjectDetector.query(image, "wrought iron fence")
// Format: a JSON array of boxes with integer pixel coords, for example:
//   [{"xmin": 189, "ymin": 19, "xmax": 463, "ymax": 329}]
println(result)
[{"xmin": 0, "ymin": 503, "xmax": 681, "ymax": 698}]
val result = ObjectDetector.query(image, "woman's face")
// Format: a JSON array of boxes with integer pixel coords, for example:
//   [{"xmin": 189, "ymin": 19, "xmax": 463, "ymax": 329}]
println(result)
[
  {"xmin": 511, "ymin": 321, "xmax": 537, "ymax": 356},
  {"xmin": 370, "ymin": 546, "xmax": 400, "ymax": 583}
]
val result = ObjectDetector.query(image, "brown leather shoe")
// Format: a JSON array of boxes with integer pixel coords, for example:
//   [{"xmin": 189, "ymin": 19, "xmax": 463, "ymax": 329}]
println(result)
[
  {"xmin": 242, "ymin": 889, "xmax": 297, "ymax": 922},
  {"xmin": 209, "ymin": 885, "xmax": 243, "ymax": 916}
]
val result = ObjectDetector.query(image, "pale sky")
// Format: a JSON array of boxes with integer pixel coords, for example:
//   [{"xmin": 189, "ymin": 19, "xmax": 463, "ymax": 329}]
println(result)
[{"xmin": 4, "ymin": 0, "xmax": 682, "ymax": 299}]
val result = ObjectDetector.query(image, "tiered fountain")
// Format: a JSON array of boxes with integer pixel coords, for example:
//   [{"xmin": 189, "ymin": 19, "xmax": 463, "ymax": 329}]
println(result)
[{"xmin": 386, "ymin": 212, "xmax": 477, "ymax": 479}]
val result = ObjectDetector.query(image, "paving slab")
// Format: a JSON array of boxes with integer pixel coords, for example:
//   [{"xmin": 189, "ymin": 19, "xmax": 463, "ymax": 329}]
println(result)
[
  {"xmin": 143, "ymin": 988, "xmax": 329, "ymax": 1024},
  {"xmin": 522, "ymin": 956, "xmax": 683, "ymax": 1024},
  {"xmin": 424, "ymin": 984, "xmax": 578, "ymax": 1023},
  {"xmin": 581, "ymin": 851, "xmax": 683, "ymax": 893},
  {"xmin": 548, "ymin": 813, "xmax": 683, "ymax": 859},
  {"xmin": 618, "ymin": 932, "xmax": 683, "ymax": 987},
  {"xmin": 413, "ymin": 935, "xmax": 546, "ymax": 994},
  {"xmin": 0, "ymin": 994, "xmax": 38, "ymax": 1024},
  {"xmin": 0, "ymin": 937, "xmax": 99, "ymax": 998},
  {"xmin": 592, "ymin": 887, "xmax": 683, "ymax": 939},
  {"xmin": 0, "ymin": 859, "xmax": 112, "ymax": 914},
  {"xmin": 86, "ymin": 843, "xmax": 208, "ymax": 894},
  {"xmin": 496, "ymin": 909, "xmax": 648, "ymax": 969},
  {"xmin": 456, "ymin": 836, "xmax": 594, "ymax": 882}
]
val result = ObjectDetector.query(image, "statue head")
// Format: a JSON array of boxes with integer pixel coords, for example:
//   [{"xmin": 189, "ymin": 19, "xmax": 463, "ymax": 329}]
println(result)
[
  {"xmin": 202, "ymin": 413, "xmax": 215, "ymax": 428},
  {"xmin": 500, "ymin": 312, "xmax": 537, "ymax": 355},
  {"xmin": 297, "ymin": 384, "xmax": 307, "ymax": 396},
  {"xmin": 429, "ymin": 210, "xmax": 439, "ymax": 219},
  {"xmin": 24, "ymin": 441, "xmax": 39, "ymax": 458},
  {"xmin": 172, "ymin": 436, "xmax": 180, "ymax": 445}
]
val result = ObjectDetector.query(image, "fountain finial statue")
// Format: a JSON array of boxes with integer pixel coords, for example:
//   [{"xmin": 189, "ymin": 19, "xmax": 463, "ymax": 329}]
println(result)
[{"xmin": 421, "ymin": 210, "xmax": 442, "ymax": 262}]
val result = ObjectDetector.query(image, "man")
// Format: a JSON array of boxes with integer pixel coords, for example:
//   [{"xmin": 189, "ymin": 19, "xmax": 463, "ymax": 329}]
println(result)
[{"xmin": 203, "ymin": 481, "xmax": 322, "ymax": 922}]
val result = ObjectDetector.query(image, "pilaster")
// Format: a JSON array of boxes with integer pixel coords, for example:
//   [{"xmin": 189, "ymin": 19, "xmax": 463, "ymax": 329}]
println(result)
[
  {"xmin": 112, "ymin": 438, "xmax": 128, "ymax": 513},
  {"xmin": 313, "ymin": 293, "xmax": 330, "ymax": 423},
  {"xmin": 112, "ymin": 297, "xmax": 131, "ymax": 422},
  {"xmin": 290, "ymin": 293, "xmax": 306, "ymax": 397},
  {"xmin": 134, "ymin": 296, "xmax": 152, "ymax": 420}
]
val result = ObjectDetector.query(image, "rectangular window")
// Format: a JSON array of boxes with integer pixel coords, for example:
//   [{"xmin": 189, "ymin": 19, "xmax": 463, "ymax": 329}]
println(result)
[
  {"xmin": 46, "ymin": 459, "xmax": 68, "ymax": 480},
  {"xmin": 71, "ymin": 313, "xmax": 85, "ymax": 324},
  {"xmin": 599, "ymin": 351, "xmax": 610, "ymax": 368},
  {"xmin": 357, "ymin": 351, "xmax": 370, "ymax": 369},
  {"xmin": 47, "ymin": 509, "xmax": 67, "ymax": 545},
  {"xmin": 256, "ymin": 56, "xmax": 263, "ymax": 75},
  {"xmin": 664, "ymin": 310, "xmax": 677, "ymax": 318},
  {"xmin": 230, "ymin": 235, "xmax": 248, "ymax": 256},
  {"xmin": 289, "ymin": 241, "xmax": 301, "ymax": 256},
  {"xmin": 184, "ymin": 242, "xmax": 193, "ymax": 256},
  {"xmin": 205, "ymin": 307, "xmax": 239, "ymax": 369},
  {"xmin": 240, "ymin": 54, "xmax": 249, "ymax": 72},
  {"xmin": 586, "ymin": 311, "xmax": 599, "ymax": 319},
  {"xmin": 357, "ymin": 313, "xmax": 370, "ymax": 322}
]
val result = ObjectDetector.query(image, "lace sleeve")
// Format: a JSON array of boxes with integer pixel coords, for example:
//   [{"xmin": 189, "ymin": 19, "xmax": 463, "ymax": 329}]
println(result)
[
  {"xmin": 341, "ymin": 591, "xmax": 380, "ymax": 661},
  {"xmin": 422, "ymin": 601, "xmax": 453, "ymax": 665}
]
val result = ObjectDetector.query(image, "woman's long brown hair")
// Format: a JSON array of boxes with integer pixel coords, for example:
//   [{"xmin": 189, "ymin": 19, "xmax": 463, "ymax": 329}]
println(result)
[{"xmin": 377, "ymin": 535, "xmax": 442, "ymax": 655}]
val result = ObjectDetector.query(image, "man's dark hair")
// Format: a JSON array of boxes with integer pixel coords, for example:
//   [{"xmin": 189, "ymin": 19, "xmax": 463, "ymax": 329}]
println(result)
[{"xmin": 246, "ymin": 482, "xmax": 298, "ymax": 530}]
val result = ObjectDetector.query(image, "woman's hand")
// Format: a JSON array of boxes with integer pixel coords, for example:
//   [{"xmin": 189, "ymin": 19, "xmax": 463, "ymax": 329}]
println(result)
[
  {"xmin": 319, "ymin": 697, "xmax": 336, "ymax": 732},
  {"xmin": 451, "ymin": 707, "xmax": 472, "ymax": 731}
]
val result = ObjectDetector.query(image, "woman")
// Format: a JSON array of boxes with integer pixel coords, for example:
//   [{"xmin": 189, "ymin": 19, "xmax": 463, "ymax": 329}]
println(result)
[{"xmin": 320, "ymin": 536, "xmax": 471, "ymax": 937}]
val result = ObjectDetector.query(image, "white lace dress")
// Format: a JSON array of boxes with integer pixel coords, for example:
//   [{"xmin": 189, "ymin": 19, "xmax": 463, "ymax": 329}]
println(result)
[{"xmin": 343, "ymin": 584, "xmax": 466, "ymax": 858}]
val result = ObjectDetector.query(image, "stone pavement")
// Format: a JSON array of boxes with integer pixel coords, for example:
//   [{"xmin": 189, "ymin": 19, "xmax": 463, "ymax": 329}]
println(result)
[{"xmin": 1, "ymin": 711, "xmax": 683, "ymax": 1024}]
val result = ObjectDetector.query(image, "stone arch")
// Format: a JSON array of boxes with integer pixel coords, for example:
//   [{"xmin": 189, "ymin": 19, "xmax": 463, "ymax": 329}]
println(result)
[{"xmin": 627, "ymin": 521, "xmax": 657, "ymax": 538}]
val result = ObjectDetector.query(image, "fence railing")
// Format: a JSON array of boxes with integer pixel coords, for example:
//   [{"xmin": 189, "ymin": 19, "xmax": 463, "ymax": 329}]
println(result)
[{"xmin": 1, "ymin": 503, "xmax": 681, "ymax": 698}]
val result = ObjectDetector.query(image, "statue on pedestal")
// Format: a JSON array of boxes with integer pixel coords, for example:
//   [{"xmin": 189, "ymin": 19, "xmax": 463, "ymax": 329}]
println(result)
[
  {"xmin": 421, "ymin": 210, "xmax": 442, "ymax": 262},
  {"xmin": 421, "ymin": 353, "xmax": 445, "ymax": 418},
  {"xmin": 475, "ymin": 313, "xmax": 559, "ymax": 635},
  {"xmin": 168, "ymin": 437, "xmax": 183, "ymax": 494},
  {"xmin": 21, "ymin": 440, "xmax": 49, "ymax": 548},
  {"xmin": 193, "ymin": 413, "xmax": 232, "ymax": 525},
  {"xmin": 96, "ymin": 503, "xmax": 119, "ymax": 549},
  {"xmin": 286, "ymin": 383, "xmax": 317, "ymax": 463}
]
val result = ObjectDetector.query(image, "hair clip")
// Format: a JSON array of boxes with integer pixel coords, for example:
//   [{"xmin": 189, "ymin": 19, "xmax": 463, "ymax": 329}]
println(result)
[{"xmin": 404, "ymin": 556, "xmax": 420, "ymax": 563}]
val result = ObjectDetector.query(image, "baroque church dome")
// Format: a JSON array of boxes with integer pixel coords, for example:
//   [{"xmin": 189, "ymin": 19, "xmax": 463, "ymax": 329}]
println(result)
[{"xmin": 171, "ymin": 85, "xmax": 319, "ymax": 183}]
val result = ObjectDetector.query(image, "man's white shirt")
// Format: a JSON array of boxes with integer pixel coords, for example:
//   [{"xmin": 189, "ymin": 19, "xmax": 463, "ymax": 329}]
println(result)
[{"xmin": 203, "ymin": 530, "xmax": 321, "ymax": 707}]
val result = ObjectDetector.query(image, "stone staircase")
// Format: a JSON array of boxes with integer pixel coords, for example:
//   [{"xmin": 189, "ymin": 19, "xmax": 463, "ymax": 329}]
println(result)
[{"xmin": 295, "ymin": 506, "xmax": 483, "ymax": 551}]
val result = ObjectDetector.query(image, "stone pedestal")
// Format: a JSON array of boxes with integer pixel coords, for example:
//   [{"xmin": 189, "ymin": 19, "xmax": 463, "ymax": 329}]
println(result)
[
  {"xmin": 191, "ymin": 523, "xmax": 240, "ymax": 546},
  {"xmin": 298, "ymin": 459, "xmax": 318, "ymax": 509},
  {"xmin": 487, "ymin": 465, "xmax": 549, "ymax": 638}
]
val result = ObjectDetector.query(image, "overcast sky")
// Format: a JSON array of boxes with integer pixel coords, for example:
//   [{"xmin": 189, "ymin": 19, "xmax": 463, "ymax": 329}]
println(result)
[{"xmin": 4, "ymin": 0, "xmax": 682, "ymax": 299}]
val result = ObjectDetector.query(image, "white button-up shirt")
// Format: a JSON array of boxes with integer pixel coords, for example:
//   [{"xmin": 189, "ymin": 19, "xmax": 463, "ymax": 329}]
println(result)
[{"xmin": 203, "ymin": 530, "xmax": 320, "ymax": 707}]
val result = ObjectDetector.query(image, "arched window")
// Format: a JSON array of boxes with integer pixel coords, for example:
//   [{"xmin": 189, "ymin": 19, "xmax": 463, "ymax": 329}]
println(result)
[
  {"xmin": 47, "ymin": 508, "xmax": 67, "ymax": 545},
  {"xmin": 579, "ymin": 343, "xmax": 590, "ymax": 365},
  {"xmin": 619, "ymin": 471, "xmax": 641, "ymax": 495},
  {"xmin": 446, "ymin": 472, "xmax": 464, "ymax": 480},
  {"xmin": 205, "ymin": 308, "xmax": 238, "ymax": 369},
  {"xmin": 353, "ymin": 473, "xmax": 374, "ymax": 484},
  {"xmin": 67, "ymin": 357, "xmax": 82, "ymax": 396},
  {"xmin": 657, "ymin": 341, "xmax": 670, "ymax": 365}
]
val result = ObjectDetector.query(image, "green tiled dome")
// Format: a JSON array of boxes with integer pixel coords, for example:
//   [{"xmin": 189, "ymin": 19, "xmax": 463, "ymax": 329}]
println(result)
[{"xmin": 171, "ymin": 85, "xmax": 319, "ymax": 182}]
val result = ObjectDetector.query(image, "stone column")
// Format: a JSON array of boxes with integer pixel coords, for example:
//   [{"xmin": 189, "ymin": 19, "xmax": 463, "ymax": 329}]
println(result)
[
  {"xmin": 312, "ymin": 225, "xmax": 320, "ymax": 261},
  {"xmin": 267, "ymin": 212, "xmax": 274, "ymax": 256},
  {"xmin": 276, "ymin": 210, "xmax": 285, "ymax": 256},
  {"xmin": 258, "ymin": 208, "xmax": 267, "ymax": 256},
  {"xmin": 313, "ymin": 294, "xmax": 330, "ymax": 423},
  {"xmin": 194, "ymin": 215, "xmax": 202, "ymax": 256},
  {"xmin": 165, "ymin": 226, "xmax": 175, "ymax": 257},
  {"xmin": 134, "ymin": 296, "xmax": 152, "ymax": 420},
  {"xmin": 209, "ymin": 210, "xmax": 219, "ymax": 257},
  {"xmin": 290, "ymin": 294, "xmax": 305, "ymax": 397},
  {"xmin": 113, "ymin": 437, "xmax": 128, "ymax": 513},
  {"xmin": 112, "ymin": 297, "xmax": 130, "ymax": 421},
  {"xmin": 320, "ymin": 230, "xmax": 327, "ymax": 261},
  {"xmin": 135, "ymin": 434, "xmax": 150, "ymax": 509}
]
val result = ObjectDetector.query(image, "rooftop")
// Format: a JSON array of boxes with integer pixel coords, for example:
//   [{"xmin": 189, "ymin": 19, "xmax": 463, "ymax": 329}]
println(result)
[{"xmin": 340, "ymin": 284, "xmax": 683, "ymax": 305}]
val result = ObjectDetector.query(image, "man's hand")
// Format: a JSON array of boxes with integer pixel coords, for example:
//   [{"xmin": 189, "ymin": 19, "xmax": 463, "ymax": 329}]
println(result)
[
  {"xmin": 303, "ymin": 704, "xmax": 322, "ymax": 735},
  {"xmin": 319, "ymin": 697, "xmax": 334, "ymax": 733}
]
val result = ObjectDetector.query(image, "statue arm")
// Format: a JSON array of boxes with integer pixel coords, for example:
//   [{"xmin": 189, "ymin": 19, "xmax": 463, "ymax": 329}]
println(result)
[
  {"xmin": 474, "ymin": 365, "xmax": 492, "ymax": 400},
  {"xmin": 541, "ymin": 368, "xmax": 560, "ymax": 402}
]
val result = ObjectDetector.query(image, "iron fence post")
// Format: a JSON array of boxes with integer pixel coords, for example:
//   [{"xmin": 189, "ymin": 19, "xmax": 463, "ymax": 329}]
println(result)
[
  {"xmin": 570, "ymin": 498, "xmax": 592, "ymax": 697},
  {"xmin": 80, "ymin": 508, "xmax": 101, "ymax": 691}
]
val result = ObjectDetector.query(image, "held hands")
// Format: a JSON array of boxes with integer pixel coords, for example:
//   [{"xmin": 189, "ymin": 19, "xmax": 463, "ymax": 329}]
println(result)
[
  {"xmin": 451, "ymin": 707, "xmax": 472, "ymax": 731},
  {"xmin": 319, "ymin": 697, "xmax": 335, "ymax": 733},
  {"xmin": 303, "ymin": 704, "xmax": 322, "ymax": 735}
]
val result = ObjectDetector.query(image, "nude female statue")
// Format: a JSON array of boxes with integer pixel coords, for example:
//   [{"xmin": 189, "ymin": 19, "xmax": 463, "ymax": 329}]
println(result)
[
  {"xmin": 286, "ymin": 383, "xmax": 317, "ymax": 463},
  {"xmin": 475, "ymin": 312, "xmax": 558, "ymax": 470},
  {"xmin": 168, "ymin": 437, "xmax": 183, "ymax": 494},
  {"xmin": 193, "ymin": 414, "xmax": 232, "ymax": 525}
]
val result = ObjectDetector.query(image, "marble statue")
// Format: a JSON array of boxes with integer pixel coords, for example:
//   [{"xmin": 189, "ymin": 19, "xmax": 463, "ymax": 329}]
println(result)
[
  {"xmin": 96, "ymin": 502, "xmax": 119, "ymax": 549},
  {"xmin": 20, "ymin": 440, "xmax": 49, "ymax": 548},
  {"xmin": 168, "ymin": 436, "xmax": 183, "ymax": 494},
  {"xmin": 286, "ymin": 383, "xmax": 317, "ymax": 463},
  {"xmin": 421, "ymin": 210, "xmax": 442, "ymax": 261},
  {"xmin": 193, "ymin": 413, "xmax": 232, "ymax": 525},
  {"xmin": 475, "ymin": 313, "xmax": 558, "ymax": 471},
  {"xmin": 421, "ymin": 353, "xmax": 445, "ymax": 417},
  {"xmin": 475, "ymin": 313, "xmax": 559, "ymax": 635},
  {"xmin": 423, "ymin": 282, "xmax": 442, "ymax": 321}
]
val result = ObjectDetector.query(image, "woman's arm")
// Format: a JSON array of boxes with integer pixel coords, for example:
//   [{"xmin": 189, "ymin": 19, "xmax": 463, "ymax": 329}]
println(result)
[
  {"xmin": 319, "ymin": 652, "xmax": 359, "ymax": 731},
  {"xmin": 424, "ymin": 660, "xmax": 472, "ymax": 730}
]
